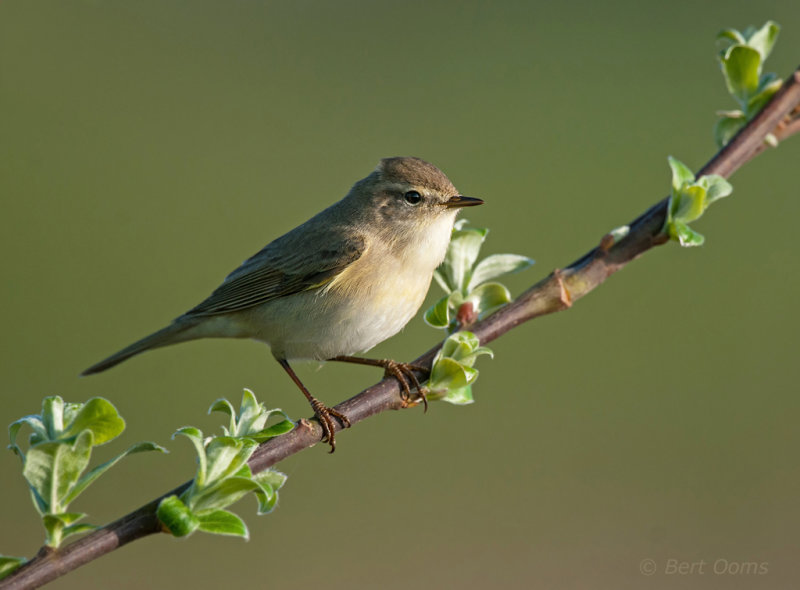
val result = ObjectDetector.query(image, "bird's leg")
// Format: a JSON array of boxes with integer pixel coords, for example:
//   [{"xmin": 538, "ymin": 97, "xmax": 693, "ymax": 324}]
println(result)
[
  {"xmin": 330, "ymin": 356, "xmax": 430, "ymax": 411},
  {"xmin": 276, "ymin": 358, "xmax": 350, "ymax": 453}
]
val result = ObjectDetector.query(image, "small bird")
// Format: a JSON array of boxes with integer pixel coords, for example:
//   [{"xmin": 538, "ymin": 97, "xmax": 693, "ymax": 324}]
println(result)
[{"xmin": 82, "ymin": 157, "xmax": 482, "ymax": 450}]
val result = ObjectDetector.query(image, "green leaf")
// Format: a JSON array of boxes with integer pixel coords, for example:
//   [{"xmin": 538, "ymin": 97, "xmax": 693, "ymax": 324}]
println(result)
[
  {"xmin": 439, "ymin": 334, "xmax": 468, "ymax": 360},
  {"xmin": 252, "ymin": 483, "xmax": 277, "ymax": 514},
  {"xmin": 424, "ymin": 295, "xmax": 452, "ymax": 328},
  {"xmin": 204, "ymin": 437, "xmax": 257, "ymax": 485},
  {"xmin": 246, "ymin": 418, "xmax": 294, "ymax": 443},
  {"xmin": 235, "ymin": 389, "xmax": 267, "ymax": 436},
  {"xmin": 191, "ymin": 477, "xmax": 261, "ymax": 512},
  {"xmin": 42, "ymin": 512, "xmax": 92, "ymax": 548},
  {"xmin": 174, "ymin": 427, "xmax": 207, "ymax": 487},
  {"xmin": 467, "ymin": 282, "xmax": 512, "ymax": 317},
  {"xmin": 210, "ymin": 391, "xmax": 293, "ymax": 441},
  {"xmin": 23, "ymin": 430, "xmax": 93, "ymax": 516},
  {"xmin": 427, "ymin": 331, "xmax": 492, "ymax": 401},
  {"xmin": 755, "ymin": 71, "xmax": 780, "ymax": 95},
  {"xmin": 62, "ymin": 398, "xmax": 125, "ymax": 446},
  {"xmin": 208, "ymin": 398, "xmax": 235, "ymax": 417},
  {"xmin": 255, "ymin": 468, "xmax": 288, "ymax": 491},
  {"xmin": 43, "ymin": 512, "xmax": 86, "ymax": 526},
  {"xmin": 251, "ymin": 469, "xmax": 288, "ymax": 514},
  {"xmin": 721, "ymin": 45, "xmax": 761, "ymax": 103},
  {"xmin": 467, "ymin": 254, "xmax": 534, "ymax": 291},
  {"xmin": 442, "ymin": 226, "xmax": 488, "ymax": 292},
  {"xmin": 0, "ymin": 556, "xmax": 26, "ymax": 580},
  {"xmin": 668, "ymin": 156, "xmax": 695, "ymax": 194},
  {"xmin": 42, "ymin": 518, "xmax": 63, "ymax": 548},
  {"xmin": 61, "ymin": 401, "xmax": 86, "ymax": 431},
  {"xmin": 428, "ymin": 358, "xmax": 472, "ymax": 393},
  {"xmin": 239, "ymin": 390, "xmax": 260, "ymax": 415},
  {"xmin": 714, "ymin": 114, "xmax": 746, "ymax": 148},
  {"xmin": 716, "ymin": 22, "xmax": 781, "ymax": 139},
  {"xmin": 673, "ymin": 185, "xmax": 707, "ymax": 224},
  {"xmin": 41, "ymin": 397, "xmax": 65, "ymax": 441},
  {"xmin": 196, "ymin": 509, "xmax": 249, "ymax": 539},
  {"xmin": 664, "ymin": 159, "xmax": 732, "ymax": 248},
  {"xmin": 745, "ymin": 76, "xmax": 782, "ymax": 118},
  {"xmin": 41, "ymin": 512, "xmax": 97, "ymax": 545},
  {"xmin": 64, "ymin": 441, "xmax": 166, "ymax": 505},
  {"xmin": 700, "ymin": 175, "xmax": 733, "ymax": 206},
  {"xmin": 208, "ymin": 398, "xmax": 236, "ymax": 435},
  {"xmin": 462, "ymin": 364, "xmax": 479, "ymax": 384},
  {"xmin": 10, "ymin": 397, "xmax": 126, "ymax": 456},
  {"xmin": 157, "ymin": 495, "xmax": 200, "ymax": 537},
  {"xmin": 251, "ymin": 474, "xmax": 278, "ymax": 514},
  {"xmin": 746, "ymin": 21, "xmax": 780, "ymax": 61},
  {"xmin": 8, "ymin": 416, "xmax": 46, "ymax": 458},
  {"xmin": 461, "ymin": 347, "xmax": 494, "ymax": 367},
  {"xmin": 441, "ymin": 385, "xmax": 475, "ymax": 405},
  {"xmin": 671, "ymin": 220, "xmax": 706, "ymax": 247},
  {"xmin": 439, "ymin": 330, "xmax": 481, "ymax": 361},
  {"xmin": 717, "ymin": 28, "xmax": 746, "ymax": 46},
  {"xmin": 233, "ymin": 463, "xmax": 252, "ymax": 478}
]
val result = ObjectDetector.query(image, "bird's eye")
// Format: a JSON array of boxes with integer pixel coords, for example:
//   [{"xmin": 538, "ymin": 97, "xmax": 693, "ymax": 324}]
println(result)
[{"xmin": 403, "ymin": 190, "xmax": 422, "ymax": 205}]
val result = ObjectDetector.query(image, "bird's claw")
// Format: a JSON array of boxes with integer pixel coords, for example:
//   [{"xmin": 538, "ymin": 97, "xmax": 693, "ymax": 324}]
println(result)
[
  {"xmin": 382, "ymin": 360, "xmax": 429, "ymax": 412},
  {"xmin": 310, "ymin": 399, "xmax": 351, "ymax": 453}
]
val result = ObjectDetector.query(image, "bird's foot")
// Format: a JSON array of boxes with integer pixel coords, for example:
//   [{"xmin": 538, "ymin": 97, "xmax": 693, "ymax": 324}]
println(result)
[
  {"xmin": 329, "ymin": 355, "xmax": 430, "ymax": 411},
  {"xmin": 309, "ymin": 398, "xmax": 351, "ymax": 453},
  {"xmin": 380, "ymin": 360, "xmax": 430, "ymax": 412}
]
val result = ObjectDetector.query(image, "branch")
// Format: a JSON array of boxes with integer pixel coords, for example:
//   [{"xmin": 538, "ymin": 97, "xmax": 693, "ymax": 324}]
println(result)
[
  {"xmin": 4, "ymin": 65, "xmax": 800, "ymax": 590},
  {"xmin": 730, "ymin": 90, "xmax": 800, "ymax": 167}
]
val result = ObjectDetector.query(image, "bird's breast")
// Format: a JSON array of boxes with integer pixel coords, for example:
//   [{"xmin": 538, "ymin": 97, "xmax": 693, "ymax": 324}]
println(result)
[
  {"xmin": 242, "ymin": 244, "xmax": 434, "ymax": 361},
  {"xmin": 243, "ymin": 217, "xmax": 455, "ymax": 361}
]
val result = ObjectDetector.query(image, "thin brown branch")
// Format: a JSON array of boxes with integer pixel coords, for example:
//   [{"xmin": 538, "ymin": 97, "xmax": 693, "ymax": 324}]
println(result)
[
  {"xmin": 724, "ymin": 69, "xmax": 800, "ymax": 167},
  {"xmin": 775, "ymin": 112, "xmax": 800, "ymax": 141},
  {"xmin": 3, "ymin": 65, "xmax": 800, "ymax": 590}
]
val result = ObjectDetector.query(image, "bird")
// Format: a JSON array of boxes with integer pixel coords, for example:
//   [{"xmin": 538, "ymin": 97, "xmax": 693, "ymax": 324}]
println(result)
[{"xmin": 82, "ymin": 157, "xmax": 483, "ymax": 450}]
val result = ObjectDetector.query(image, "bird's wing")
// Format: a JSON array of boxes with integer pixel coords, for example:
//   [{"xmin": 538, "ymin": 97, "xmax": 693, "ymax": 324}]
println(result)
[{"xmin": 183, "ymin": 228, "xmax": 365, "ymax": 317}]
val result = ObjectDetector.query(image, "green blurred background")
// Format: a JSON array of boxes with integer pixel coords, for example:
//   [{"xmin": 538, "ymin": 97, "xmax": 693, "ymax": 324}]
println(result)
[{"xmin": 2, "ymin": 1, "xmax": 799, "ymax": 588}]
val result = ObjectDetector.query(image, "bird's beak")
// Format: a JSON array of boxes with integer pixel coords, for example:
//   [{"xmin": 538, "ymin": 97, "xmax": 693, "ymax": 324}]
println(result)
[{"xmin": 443, "ymin": 195, "xmax": 484, "ymax": 208}]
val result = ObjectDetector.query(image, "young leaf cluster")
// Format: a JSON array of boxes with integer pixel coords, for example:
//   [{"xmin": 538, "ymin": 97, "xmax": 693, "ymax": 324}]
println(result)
[
  {"xmin": 156, "ymin": 390, "xmax": 292, "ymax": 540},
  {"xmin": 6, "ymin": 397, "xmax": 165, "ymax": 551},
  {"xmin": 0, "ymin": 557, "xmax": 27, "ymax": 581},
  {"xmin": 663, "ymin": 157, "xmax": 733, "ymax": 247},
  {"xmin": 715, "ymin": 21, "xmax": 782, "ymax": 147},
  {"xmin": 425, "ymin": 220, "xmax": 534, "ymax": 333},
  {"xmin": 426, "ymin": 331, "xmax": 493, "ymax": 405}
]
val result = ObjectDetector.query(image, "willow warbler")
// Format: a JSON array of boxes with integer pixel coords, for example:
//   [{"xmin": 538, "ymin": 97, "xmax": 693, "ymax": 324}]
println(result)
[{"xmin": 82, "ymin": 157, "xmax": 482, "ymax": 450}]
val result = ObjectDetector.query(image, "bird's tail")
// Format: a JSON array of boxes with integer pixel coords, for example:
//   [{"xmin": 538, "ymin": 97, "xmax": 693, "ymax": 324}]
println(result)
[{"xmin": 81, "ymin": 320, "xmax": 199, "ymax": 376}]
